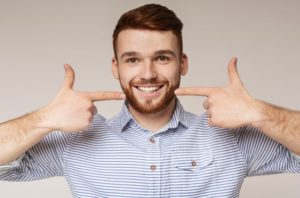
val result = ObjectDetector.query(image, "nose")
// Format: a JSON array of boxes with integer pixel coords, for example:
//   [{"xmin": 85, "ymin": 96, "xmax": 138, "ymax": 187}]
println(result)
[{"xmin": 140, "ymin": 60, "xmax": 158, "ymax": 81}]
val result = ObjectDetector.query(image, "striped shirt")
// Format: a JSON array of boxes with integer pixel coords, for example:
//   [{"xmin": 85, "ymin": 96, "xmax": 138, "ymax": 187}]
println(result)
[{"xmin": 1, "ymin": 100, "xmax": 300, "ymax": 198}]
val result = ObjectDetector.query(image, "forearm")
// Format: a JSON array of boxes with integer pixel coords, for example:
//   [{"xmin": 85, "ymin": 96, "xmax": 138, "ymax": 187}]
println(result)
[
  {"xmin": 252, "ymin": 100, "xmax": 300, "ymax": 155},
  {"xmin": 0, "ymin": 108, "xmax": 52, "ymax": 165}
]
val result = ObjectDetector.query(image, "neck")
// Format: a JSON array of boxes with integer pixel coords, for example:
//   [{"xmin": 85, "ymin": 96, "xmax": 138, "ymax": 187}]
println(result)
[{"xmin": 128, "ymin": 98, "xmax": 176, "ymax": 132}]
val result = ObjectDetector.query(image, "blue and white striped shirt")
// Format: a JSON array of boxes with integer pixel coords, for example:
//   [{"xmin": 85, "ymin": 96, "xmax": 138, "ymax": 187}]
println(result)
[{"xmin": 1, "ymin": 100, "xmax": 300, "ymax": 197}]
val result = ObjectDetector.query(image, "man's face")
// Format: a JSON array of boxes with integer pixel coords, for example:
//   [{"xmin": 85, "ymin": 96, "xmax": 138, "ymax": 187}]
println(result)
[{"xmin": 112, "ymin": 29, "xmax": 188, "ymax": 114}]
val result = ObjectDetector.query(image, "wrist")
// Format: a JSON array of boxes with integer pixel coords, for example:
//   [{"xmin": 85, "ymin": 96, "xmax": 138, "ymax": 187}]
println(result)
[
  {"xmin": 248, "ymin": 99, "xmax": 270, "ymax": 129},
  {"xmin": 32, "ymin": 106, "xmax": 55, "ymax": 136}
]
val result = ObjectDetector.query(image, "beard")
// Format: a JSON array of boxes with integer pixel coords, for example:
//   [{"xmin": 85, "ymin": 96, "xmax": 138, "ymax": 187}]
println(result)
[{"xmin": 120, "ymin": 77, "xmax": 180, "ymax": 114}]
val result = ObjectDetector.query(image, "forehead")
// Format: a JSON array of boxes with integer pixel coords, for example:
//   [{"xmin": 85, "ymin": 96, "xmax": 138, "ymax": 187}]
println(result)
[{"xmin": 116, "ymin": 29, "xmax": 179, "ymax": 57}]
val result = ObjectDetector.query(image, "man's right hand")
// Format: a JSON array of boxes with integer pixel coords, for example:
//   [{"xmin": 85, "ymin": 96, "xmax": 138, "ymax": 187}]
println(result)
[
  {"xmin": 0, "ymin": 64, "xmax": 124, "ymax": 165},
  {"xmin": 39, "ymin": 64, "xmax": 124, "ymax": 133}
]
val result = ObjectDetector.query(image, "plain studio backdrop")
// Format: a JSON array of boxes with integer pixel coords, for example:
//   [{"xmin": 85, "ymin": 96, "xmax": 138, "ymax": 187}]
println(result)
[{"xmin": 0, "ymin": 0, "xmax": 300, "ymax": 197}]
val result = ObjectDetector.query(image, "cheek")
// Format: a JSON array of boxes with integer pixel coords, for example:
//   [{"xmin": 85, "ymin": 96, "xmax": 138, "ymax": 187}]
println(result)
[
  {"xmin": 118, "ymin": 68, "xmax": 135, "ymax": 83},
  {"xmin": 118, "ymin": 76, "xmax": 130, "ymax": 89},
  {"xmin": 161, "ymin": 68, "xmax": 181, "ymax": 83}
]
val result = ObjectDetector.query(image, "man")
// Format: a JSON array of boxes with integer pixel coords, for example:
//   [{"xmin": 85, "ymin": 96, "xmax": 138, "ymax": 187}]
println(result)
[{"xmin": 1, "ymin": 3, "xmax": 300, "ymax": 198}]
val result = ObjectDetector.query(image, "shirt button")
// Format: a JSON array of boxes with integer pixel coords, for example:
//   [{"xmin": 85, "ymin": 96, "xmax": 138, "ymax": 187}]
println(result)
[
  {"xmin": 149, "ymin": 138, "xmax": 155, "ymax": 144},
  {"xmin": 191, "ymin": 160, "xmax": 197, "ymax": 167},
  {"xmin": 150, "ymin": 165, "xmax": 157, "ymax": 171}
]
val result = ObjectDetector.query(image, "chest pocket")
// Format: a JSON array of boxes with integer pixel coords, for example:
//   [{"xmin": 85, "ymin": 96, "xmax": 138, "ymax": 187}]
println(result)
[
  {"xmin": 167, "ymin": 147, "xmax": 215, "ymax": 197},
  {"xmin": 173, "ymin": 147, "xmax": 214, "ymax": 171},
  {"xmin": 174, "ymin": 152, "xmax": 214, "ymax": 171}
]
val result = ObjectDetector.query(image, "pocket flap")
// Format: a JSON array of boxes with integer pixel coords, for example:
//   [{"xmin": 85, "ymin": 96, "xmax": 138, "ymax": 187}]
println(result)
[{"xmin": 174, "ymin": 149, "xmax": 214, "ymax": 171}]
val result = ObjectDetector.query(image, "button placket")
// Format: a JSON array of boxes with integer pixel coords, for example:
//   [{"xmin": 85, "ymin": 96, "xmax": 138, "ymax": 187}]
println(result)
[{"xmin": 147, "ymin": 136, "xmax": 160, "ymax": 198}]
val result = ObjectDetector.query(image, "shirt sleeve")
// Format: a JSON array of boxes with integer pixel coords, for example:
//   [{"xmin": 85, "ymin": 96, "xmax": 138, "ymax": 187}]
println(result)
[
  {"xmin": 234, "ymin": 126, "xmax": 300, "ymax": 177},
  {"xmin": 0, "ymin": 154, "xmax": 25, "ymax": 174},
  {"xmin": 0, "ymin": 131, "xmax": 74, "ymax": 181},
  {"xmin": 291, "ymin": 152, "xmax": 300, "ymax": 162}
]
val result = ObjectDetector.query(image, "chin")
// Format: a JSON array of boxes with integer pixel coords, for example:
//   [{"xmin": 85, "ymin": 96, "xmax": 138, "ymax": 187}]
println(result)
[{"xmin": 129, "ymin": 97, "xmax": 175, "ymax": 114}]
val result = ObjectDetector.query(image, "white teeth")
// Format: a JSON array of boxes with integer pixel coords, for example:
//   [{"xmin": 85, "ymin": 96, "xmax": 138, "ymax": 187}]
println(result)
[{"xmin": 137, "ymin": 86, "xmax": 160, "ymax": 93}]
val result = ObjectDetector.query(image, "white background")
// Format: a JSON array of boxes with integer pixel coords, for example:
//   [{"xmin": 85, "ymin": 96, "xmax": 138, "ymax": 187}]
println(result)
[{"xmin": 0, "ymin": 0, "xmax": 300, "ymax": 197}]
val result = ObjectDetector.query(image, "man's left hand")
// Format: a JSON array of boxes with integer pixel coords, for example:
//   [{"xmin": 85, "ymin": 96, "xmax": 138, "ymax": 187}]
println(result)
[{"xmin": 175, "ymin": 57, "xmax": 264, "ymax": 128}]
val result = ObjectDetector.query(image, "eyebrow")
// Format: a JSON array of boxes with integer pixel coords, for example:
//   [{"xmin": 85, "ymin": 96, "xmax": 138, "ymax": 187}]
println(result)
[
  {"xmin": 153, "ymin": 50, "xmax": 176, "ymax": 57},
  {"xmin": 120, "ymin": 51, "xmax": 140, "ymax": 59},
  {"xmin": 120, "ymin": 50, "xmax": 177, "ymax": 59}
]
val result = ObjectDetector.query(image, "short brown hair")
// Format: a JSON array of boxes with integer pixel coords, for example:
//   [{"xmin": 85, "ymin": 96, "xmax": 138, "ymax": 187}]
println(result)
[{"xmin": 113, "ymin": 4, "xmax": 183, "ymax": 58}]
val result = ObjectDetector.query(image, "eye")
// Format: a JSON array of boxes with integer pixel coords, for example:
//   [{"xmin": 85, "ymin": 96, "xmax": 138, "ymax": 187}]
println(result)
[
  {"xmin": 126, "ymin": 58, "xmax": 138, "ymax": 64},
  {"xmin": 156, "ymin": 55, "xmax": 170, "ymax": 62}
]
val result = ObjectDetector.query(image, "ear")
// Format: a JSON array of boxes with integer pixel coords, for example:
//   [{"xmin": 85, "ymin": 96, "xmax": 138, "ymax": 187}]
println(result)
[
  {"xmin": 180, "ymin": 53, "xmax": 189, "ymax": 76},
  {"xmin": 112, "ymin": 57, "xmax": 119, "ymax": 80}
]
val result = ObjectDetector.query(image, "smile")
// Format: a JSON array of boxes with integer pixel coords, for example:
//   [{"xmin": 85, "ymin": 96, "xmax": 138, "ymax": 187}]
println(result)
[{"xmin": 135, "ymin": 85, "xmax": 164, "ymax": 93}]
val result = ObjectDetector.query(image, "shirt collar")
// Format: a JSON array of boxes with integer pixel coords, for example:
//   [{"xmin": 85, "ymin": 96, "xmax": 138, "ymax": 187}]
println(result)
[{"xmin": 114, "ymin": 98, "xmax": 189, "ymax": 133}]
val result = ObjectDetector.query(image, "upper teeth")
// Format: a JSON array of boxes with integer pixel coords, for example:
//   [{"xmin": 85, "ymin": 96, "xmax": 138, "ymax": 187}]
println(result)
[{"xmin": 138, "ymin": 86, "xmax": 160, "ymax": 93}]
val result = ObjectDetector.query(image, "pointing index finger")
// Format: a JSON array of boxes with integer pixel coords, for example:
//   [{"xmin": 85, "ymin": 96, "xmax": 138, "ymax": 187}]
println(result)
[
  {"xmin": 175, "ymin": 87, "xmax": 217, "ymax": 96},
  {"xmin": 84, "ymin": 91, "xmax": 125, "ymax": 101}
]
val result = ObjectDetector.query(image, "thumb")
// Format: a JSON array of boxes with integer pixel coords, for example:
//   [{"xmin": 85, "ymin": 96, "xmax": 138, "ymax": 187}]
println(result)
[
  {"xmin": 62, "ymin": 64, "xmax": 75, "ymax": 90},
  {"xmin": 228, "ymin": 57, "xmax": 241, "ymax": 85}
]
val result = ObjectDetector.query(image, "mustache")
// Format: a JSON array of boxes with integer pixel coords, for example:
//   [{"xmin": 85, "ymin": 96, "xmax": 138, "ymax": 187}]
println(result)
[{"xmin": 129, "ymin": 78, "xmax": 167, "ymax": 85}]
